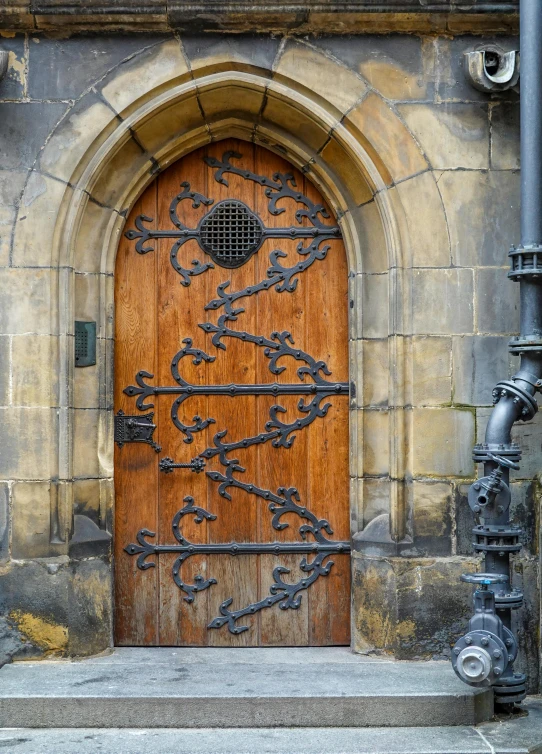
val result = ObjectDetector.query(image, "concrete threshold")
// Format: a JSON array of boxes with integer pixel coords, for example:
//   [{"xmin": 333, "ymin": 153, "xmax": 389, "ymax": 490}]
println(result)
[{"xmin": 0, "ymin": 647, "xmax": 493, "ymax": 729}]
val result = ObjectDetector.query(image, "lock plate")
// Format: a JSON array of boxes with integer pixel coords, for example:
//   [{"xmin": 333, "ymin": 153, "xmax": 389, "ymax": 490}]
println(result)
[{"xmin": 114, "ymin": 410, "xmax": 161, "ymax": 453}]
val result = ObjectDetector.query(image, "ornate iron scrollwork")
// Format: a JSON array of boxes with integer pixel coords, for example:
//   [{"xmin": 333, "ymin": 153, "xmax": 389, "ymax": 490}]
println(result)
[
  {"xmin": 114, "ymin": 410, "xmax": 161, "ymax": 453},
  {"xmin": 122, "ymin": 324, "xmax": 350, "ymax": 633},
  {"xmin": 126, "ymin": 497, "xmax": 218, "ymax": 602},
  {"xmin": 125, "ymin": 487, "xmax": 350, "ymax": 634},
  {"xmin": 123, "ymin": 329, "xmax": 348, "ymax": 446},
  {"xmin": 124, "ymin": 150, "xmax": 341, "ymax": 275}
]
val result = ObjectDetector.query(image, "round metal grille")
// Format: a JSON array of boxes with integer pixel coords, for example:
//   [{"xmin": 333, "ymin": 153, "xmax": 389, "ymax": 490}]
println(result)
[{"xmin": 199, "ymin": 200, "xmax": 263, "ymax": 267}]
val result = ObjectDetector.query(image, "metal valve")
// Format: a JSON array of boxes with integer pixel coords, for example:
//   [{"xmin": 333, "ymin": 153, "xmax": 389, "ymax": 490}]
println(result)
[
  {"xmin": 452, "ymin": 575, "xmax": 517, "ymax": 687},
  {"xmin": 468, "ymin": 470, "xmax": 511, "ymax": 516},
  {"xmin": 453, "ymin": 631, "xmax": 508, "ymax": 685}
]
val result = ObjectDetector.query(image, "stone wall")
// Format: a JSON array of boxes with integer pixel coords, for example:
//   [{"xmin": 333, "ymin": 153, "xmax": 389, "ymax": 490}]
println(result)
[{"xmin": 0, "ymin": 24, "xmax": 537, "ymax": 689}]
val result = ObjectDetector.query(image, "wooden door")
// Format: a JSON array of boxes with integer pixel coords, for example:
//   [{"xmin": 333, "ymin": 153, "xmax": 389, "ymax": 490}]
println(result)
[{"xmin": 114, "ymin": 139, "xmax": 350, "ymax": 646}]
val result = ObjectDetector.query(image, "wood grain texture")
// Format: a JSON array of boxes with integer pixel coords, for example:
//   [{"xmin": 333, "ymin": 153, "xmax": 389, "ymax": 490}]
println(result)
[
  {"xmin": 114, "ymin": 183, "xmax": 159, "ymax": 646},
  {"xmin": 114, "ymin": 139, "xmax": 350, "ymax": 646}
]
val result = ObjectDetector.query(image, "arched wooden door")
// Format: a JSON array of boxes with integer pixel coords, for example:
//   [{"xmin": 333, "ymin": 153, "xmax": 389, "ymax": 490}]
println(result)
[{"xmin": 114, "ymin": 139, "xmax": 350, "ymax": 647}]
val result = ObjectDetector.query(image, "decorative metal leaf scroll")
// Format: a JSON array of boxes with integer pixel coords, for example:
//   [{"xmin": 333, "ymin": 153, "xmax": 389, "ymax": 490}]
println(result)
[
  {"xmin": 124, "ymin": 150, "xmax": 340, "ymax": 275},
  {"xmin": 122, "ymin": 150, "xmax": 350, "ymax": 634},
  {"xmin": 126, "ymin": 491, "xmax": 349, "ymax": 635}
]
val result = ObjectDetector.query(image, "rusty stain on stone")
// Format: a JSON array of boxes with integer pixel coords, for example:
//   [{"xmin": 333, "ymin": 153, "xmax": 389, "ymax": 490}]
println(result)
[
  {"xmin": 396, "ymin": 619, "xmax": 417, "ymax": 640},
  {"xmin": 73, "ymin": 570, "xmax": 108, "ymax": 622},
  {"xmin": 9, "ymin": 610, "xmax": 68, "ymax": 653}
]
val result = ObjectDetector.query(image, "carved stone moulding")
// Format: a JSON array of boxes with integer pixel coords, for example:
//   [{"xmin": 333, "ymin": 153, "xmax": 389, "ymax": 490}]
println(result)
[{"xmin": 6, "ymin": 0, "xmax": 519, "ymax": 33}]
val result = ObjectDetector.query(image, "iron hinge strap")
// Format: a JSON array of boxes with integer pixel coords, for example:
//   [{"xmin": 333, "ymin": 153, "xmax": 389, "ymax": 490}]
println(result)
[
  {"xmin": 127, "ymin": 381, "xmax": 349, "ymax": 399},
  {"xmin": 128, "ymin": 540, "xmax": 351, "ymax": 557}
]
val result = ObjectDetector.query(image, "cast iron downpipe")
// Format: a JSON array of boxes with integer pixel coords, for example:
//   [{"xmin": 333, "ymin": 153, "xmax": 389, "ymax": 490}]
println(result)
[{"xmin": 451, "ymin": 0, "xmax": 542, "ymax": 710}]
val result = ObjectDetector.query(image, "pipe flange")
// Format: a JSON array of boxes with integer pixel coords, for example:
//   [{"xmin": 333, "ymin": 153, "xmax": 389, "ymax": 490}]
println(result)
[
  {"xmin": 494, "ymin": 687, "xmax": 527, "ymax": 705},
  {"xmin": 509, "ymin": 335, "xmax": 542, "ymax": 355},
  {"xmin": 472, "ymin": 525, "xmax": 522, "ymax": 554},
  {"xmin": 452, "ymin": 630, "xmax": 508, "ymax": 686},
  {"xmin": 509, "ymin": 244, "xmax": 542, "ymax": 282},
  {"xmin": 494, "ymin": 588, "xmax": 524, "ymax": 610},
  {"xmin": 502, "ymin": 625, "xmax": 518, "ymax": 662},
  {"xmin": 472, "ymin": 443, "xmax": 522, "ymax": 464},
  {"xmin": 473, "ymin": 542, "xmax": 522, "ymax": 554},
  {"xmin": 493, "ymin": 380, "xmax": 538, "ymax": 420},
  {"xmin": 512, "ymin": 370, "xmax": 542, "ymax": 390},
  {"xmin": 460, "ymin": 572, "xmax": 509, "ymax": 586},
  {"xmin": 493, "ymin": 672, "xmax": 527, "ymax": 705}
]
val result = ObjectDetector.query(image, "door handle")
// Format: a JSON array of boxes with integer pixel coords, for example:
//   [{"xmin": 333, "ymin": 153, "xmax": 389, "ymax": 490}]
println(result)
[{"xmin": 159, "ymin": 456, "xmax": 206, "ymax": 474}]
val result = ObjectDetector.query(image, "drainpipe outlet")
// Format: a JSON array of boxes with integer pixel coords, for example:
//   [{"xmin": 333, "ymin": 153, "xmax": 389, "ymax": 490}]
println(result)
[{"xmin": 464, "ymin": 46, "xmax": 520, "ymax": 92}]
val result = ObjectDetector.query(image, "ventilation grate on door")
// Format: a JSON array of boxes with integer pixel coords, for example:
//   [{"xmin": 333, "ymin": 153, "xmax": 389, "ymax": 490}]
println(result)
[{"xmin": 199, "ymin": 200, "xmax": 263, "ymax": 268}]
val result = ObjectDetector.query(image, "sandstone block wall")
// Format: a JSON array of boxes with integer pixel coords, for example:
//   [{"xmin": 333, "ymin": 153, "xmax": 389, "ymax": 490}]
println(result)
[{"xmin": 0, "ymin": 26, "xmax": 537, "ymax": 689}]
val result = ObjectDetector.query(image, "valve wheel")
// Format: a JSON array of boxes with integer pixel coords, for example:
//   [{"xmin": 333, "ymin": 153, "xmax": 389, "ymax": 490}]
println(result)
[{"xmin": 460, "ymin": 573, "xmax": 509, "ymax": 585}]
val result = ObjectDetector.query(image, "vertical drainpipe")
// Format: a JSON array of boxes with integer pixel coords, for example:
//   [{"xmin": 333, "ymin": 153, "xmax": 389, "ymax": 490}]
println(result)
[
  {"xmin": 451, "ymin": 0, "xmax": 542, "ymax": 711},
  {"xmin": 0, "ymin": 52, "xmax": 8, "ymax": 82}
]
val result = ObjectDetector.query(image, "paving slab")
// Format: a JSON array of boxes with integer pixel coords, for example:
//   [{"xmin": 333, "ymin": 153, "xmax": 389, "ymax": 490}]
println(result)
[
  {"xmin": 476, "ymin": 698, "xmax": 542, "ymax": 754},
  {"xmin": 2, "ymin": 700, "xmax": 542, "ymax": 754},
  {"xmin": 0, "ymin": 725, "xmax": 494, "ymax": 754},
  {"xmin": 0, "ymin": 648, "xmax": 492, "ymax": 728}
]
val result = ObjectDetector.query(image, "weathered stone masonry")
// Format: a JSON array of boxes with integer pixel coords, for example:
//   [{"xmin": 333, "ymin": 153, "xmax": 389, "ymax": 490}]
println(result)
[{"xmin": 0, "ymin": 1, "xmax": 538, "ymax": 692}]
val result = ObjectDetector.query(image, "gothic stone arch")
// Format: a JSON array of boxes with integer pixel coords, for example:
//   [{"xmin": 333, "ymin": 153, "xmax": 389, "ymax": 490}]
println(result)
[{"xmin": 12, "ymin": 39, "xmax": 451, "ymax": 655}]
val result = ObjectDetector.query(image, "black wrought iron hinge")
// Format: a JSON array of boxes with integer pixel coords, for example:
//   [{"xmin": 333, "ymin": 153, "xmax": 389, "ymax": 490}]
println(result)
[{"xmin": 114, "ymin": 410, "xmax": 161, "ymax": 453}]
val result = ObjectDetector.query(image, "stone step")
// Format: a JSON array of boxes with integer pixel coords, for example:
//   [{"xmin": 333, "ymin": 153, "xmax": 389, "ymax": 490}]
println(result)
[
  {"xmin": 0, "ymin": 648, "xmax": 492, "ymax": 729},
  {"xmin": 1, "ymin": 701, "xmax": 542, "ymax": 754}
]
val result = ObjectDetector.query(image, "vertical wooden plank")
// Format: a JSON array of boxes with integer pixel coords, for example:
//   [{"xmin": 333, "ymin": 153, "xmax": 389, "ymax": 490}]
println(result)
[
  {"xmin": 203, "ymin": 140, "xmax": 260, "ymax": 647},
  {"xmin": 304, "ymin": 176, "xmax": 351, "ymax": 645},
  {"xmin": 114, "ymin": 181, "xmax": 159, "ymax": 646},
  {"xmin": 156, "ymin": 151, "xmax": 212, "ymax": 646},
  {"xmin": 255, "ymin": 150, "xmax": 310, "ymax": 646}
]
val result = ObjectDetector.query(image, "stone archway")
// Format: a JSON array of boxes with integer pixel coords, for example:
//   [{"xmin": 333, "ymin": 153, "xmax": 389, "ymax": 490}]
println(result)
[{"xmin": 11, "ymin": 39, "xmax": 447, "ymax": 655}]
